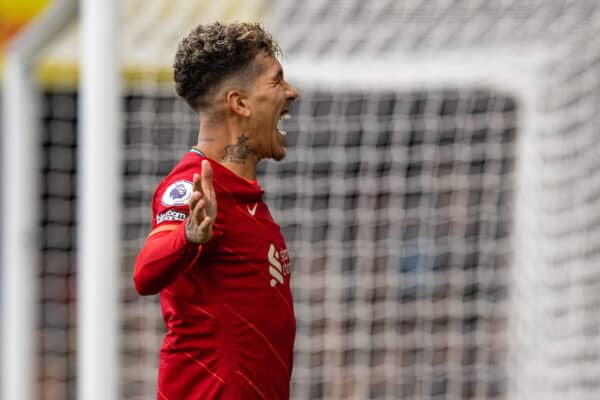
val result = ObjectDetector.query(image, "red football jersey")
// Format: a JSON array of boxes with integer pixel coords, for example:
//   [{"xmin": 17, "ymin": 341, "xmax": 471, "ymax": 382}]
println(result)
[{"xmin": 142, "ymin": 149, "xmax": 296, "ymax": 399}]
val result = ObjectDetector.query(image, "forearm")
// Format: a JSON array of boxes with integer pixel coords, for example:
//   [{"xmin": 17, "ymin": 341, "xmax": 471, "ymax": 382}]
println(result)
[{"xmin": 133, "ymin": 222, "xmax": 200, "ymax": 295}]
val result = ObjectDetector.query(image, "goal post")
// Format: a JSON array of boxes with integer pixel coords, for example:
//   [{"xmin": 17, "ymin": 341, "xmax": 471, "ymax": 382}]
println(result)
[
  {"xmin": 77, "ymin": 1, "xmax": 121, "ymax": 400},
  {"xmin": 1, "ymin": 48, "xmax": 40, "ymax": 400}
]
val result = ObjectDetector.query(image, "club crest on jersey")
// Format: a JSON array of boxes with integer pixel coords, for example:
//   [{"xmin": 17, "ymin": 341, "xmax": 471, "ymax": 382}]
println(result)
[
  {"xmin": 161, "ymin": 180, "xmax": 193, "ymax": 206},
  {"xmin": 268, "ymin": 244, "xmax": 291, "ymax": 287}
]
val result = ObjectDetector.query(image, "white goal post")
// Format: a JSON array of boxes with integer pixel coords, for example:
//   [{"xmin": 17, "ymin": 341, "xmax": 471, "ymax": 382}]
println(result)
[{"xmin": 77, "ymin": 1, "xmax": 121, "ymax": 400}]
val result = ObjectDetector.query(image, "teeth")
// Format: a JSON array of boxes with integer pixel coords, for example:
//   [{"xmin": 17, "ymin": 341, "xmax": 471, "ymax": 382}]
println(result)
[{"xmin": 278, "ymin": 112, "xmax": 289, "ymax": 136}]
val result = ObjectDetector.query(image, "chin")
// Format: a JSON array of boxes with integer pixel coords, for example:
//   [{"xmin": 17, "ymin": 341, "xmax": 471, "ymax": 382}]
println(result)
[
  {"xmin": 272, "ymin": 148, "xmax": 286, "ymax": 161},
  {"xmin": 272, "ymin": 152, "xmax": 286, "ymax": 161}
]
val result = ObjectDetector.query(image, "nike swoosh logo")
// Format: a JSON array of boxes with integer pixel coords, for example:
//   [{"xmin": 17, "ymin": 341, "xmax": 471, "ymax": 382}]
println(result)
[{"xmin": 247, "ymin": 203, "xmax": 258, "ymax": 216}]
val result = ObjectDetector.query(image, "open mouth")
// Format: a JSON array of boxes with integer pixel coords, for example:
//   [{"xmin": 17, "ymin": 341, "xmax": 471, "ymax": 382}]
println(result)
[{"xmin": 277, "ymin": 111, "xmax": 290, "ymax": 136}]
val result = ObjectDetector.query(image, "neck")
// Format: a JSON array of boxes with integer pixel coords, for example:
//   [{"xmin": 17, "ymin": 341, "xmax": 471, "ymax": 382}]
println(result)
[{"xmin": 195, "ymin": 115, "xmax": 259, "ymax": 181}]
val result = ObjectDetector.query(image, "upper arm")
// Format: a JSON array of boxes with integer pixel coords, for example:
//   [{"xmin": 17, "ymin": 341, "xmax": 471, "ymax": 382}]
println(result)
[
  {"xmin": 148, "ymin": 161, "xmax": 223, "ymax": 245},
  {"xmin": 151, "ymin": 177, "xmax": 194, "ymax": 230}
]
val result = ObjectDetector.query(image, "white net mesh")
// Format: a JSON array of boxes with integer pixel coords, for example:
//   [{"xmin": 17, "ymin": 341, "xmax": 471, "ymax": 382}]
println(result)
[
  {"xmin": 28, "ymin": 0, "xmax": 600, "ymax": 399},
  {"xmin": 266, "ymin": 89, "xmax": 515, "ymax": 399}
]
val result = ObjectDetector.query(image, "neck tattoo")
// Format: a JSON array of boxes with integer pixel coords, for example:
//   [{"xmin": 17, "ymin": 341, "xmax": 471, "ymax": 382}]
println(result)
[{"xmin": 221, "ymin": 134, "xmax": 255, "ymax": 164}]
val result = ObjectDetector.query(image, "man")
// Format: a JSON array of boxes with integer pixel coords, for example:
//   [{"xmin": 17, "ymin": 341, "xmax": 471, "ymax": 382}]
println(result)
[{"xmin": 133, "ymin": 22, "xmax": 299, "ymax": 399}]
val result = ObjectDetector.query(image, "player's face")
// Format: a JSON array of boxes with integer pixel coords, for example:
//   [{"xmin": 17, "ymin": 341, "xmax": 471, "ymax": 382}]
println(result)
[{"xmin": 245, "ymin": 53, "xmax": 298, "ymax": 161}]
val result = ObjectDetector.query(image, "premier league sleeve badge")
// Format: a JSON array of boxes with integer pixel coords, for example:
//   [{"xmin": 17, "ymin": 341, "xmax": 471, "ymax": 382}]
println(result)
[{"xmin": 161, "ymin": 180, "xmax": 193, "ymax": 207}]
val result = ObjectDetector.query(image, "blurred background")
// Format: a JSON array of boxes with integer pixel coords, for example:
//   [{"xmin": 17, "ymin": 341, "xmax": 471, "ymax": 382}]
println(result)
[{"xmin": 2, "ymin": 0, "xmax": 600, "ymax": 399}]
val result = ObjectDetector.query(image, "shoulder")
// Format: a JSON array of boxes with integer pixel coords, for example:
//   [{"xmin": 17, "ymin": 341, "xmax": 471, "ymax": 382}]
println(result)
[
  {"xmin": 154, "ymin": 152, "xmax": 203, "ymax": 203},
  {"xmin": 150, "ymin": 151, "xmax": 204, "ymax": 225}
]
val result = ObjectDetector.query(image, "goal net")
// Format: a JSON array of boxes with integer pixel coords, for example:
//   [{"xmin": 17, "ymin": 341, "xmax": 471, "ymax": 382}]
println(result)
[{"xmin": 26, "ymin": 1, "xmax": 600, "ymax": 399}]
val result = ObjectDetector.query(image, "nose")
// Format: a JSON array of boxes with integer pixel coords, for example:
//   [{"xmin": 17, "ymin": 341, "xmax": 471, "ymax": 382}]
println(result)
[{"xmin": 285, "ymin": 80, "xmax": 299, "ymax": 101}]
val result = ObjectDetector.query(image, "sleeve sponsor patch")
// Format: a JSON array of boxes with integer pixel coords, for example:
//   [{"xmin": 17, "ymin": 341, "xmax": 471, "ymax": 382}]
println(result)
[
  {"xmin": 161, "ymin": 180, "xmax": 193, "ymax": 206},
  {"xmin": 156, "ymin": 210, "xmax": 188, "ymax": 224}
]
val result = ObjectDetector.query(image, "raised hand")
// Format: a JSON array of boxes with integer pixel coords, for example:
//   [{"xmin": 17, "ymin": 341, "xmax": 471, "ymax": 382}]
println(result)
[{"xmin": 185, "ymin": 160, "xmax": 217, "ymax": 244}]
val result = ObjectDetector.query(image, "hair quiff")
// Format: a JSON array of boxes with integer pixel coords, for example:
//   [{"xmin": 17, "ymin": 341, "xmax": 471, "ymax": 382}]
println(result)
[{"xmin": 173, "ymin": 22, "xmax": 281, "ymax": 111}]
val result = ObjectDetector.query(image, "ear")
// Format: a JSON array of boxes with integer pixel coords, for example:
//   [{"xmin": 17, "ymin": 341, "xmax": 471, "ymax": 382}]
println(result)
[{"xmin": 226, "ymin": 90, "xmax": 251, "ymax": 118}]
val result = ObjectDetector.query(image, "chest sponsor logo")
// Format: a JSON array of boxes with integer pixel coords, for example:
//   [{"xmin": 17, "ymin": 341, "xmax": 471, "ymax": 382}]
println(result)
[
  {"xmin": 247, "ymin": 203, "xmax": 258, "ymax": 216},
  {"xmin": 161, "ymin": 180, "xmax": 193, "ymax": 206},
  {"xmin": 156, "ymin": 209, "xmax": 188, "ymax": 224},
  {"xmin": 268, "ymin": 243, "xmax": 291, "ymax": 287}
]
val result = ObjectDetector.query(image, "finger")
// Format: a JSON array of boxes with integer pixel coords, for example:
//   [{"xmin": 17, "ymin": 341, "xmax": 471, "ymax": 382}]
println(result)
[
  {"xmin": 191, "ymin": 197, "xmax": 207, "ymax": 224},
  {"xmin": 187, "ymin": 189, "xmax": 202, "ymax": 214},
  {"xmin": 192, "ymin": 172, "xmax": 202, "ymax": 192},
  {"xmin": 187, "ymin": 173, "xmax": 202, "ymax": 210},
  {"xmin": 198, "ymin": 216, "xmax": 214, "ymax": 233},
  {"xmin": 200, "ymin": 160, "xmax": 214, "ymax": 201}
]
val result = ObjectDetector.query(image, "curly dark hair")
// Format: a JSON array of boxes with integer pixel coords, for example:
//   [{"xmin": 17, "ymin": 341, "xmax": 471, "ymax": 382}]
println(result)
[{"xmin": 173, "ymin": 22, "xmax": 281, "ymax": 111}]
